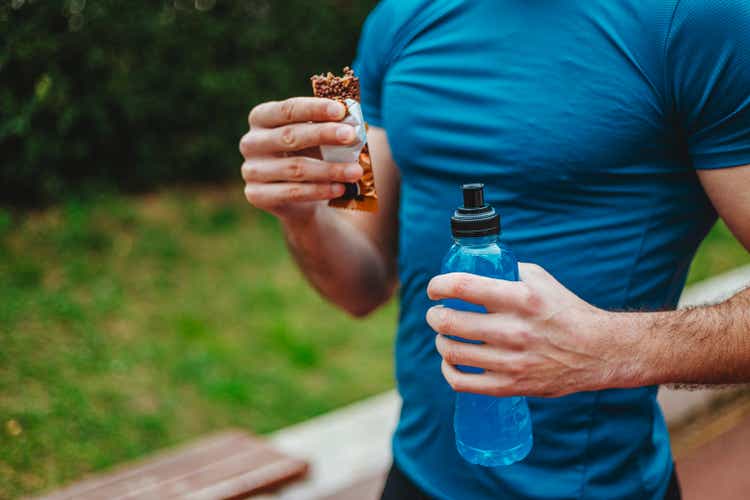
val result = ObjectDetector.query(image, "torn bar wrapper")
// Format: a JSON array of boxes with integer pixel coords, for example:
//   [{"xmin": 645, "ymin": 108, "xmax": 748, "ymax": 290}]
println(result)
[{"xmin": 310, "ymin": 67, "xmax": 378, "ymax": 211}]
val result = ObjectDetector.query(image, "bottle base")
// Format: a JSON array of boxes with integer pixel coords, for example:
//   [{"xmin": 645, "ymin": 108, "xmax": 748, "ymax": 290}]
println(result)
[{"xmin": 456, "ymin": 434, "xmax": 533, "ymax": 467}]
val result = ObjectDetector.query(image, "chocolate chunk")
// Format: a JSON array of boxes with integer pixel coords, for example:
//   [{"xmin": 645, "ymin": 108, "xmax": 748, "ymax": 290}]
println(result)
[{"xmin": 310, "ymin": 66, "xmax": 361, "ymax": 102}]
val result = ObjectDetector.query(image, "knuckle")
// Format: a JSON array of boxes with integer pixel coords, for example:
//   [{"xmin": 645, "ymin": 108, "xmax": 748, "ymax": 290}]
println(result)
[
  {"xmin": 436, "ymin": 309, "xmax": 455, "ymax": 334},
  {"xmin": 505, "ymin": 359, "xmax": 524, "ymax": 376},
  {"xmin": 318, "ymin": 100, "xmax": 333, "ymax": 118},
  {"xmin": 280, "ymin": 98, "xmax": 296, "ymax": 122},
  {"xmin": 451, "ymin": 275, "xmax": 473, "ymax": 297},
  {"xmin": 527, "ymin": 262, "xmax": 545, "ymax": 275},
  {"xmin": 515, "ymin": 327, "xmax": 532, "ymax": 346},
  {"xmin": 287, "ymin": 158, "xmax": 305, "ymax": 181},
  {"xmin": 330, "ymin": 163, "xmax": 346, "ymax": 180},
  {"xmin": 280, "ymin": 126, "xmax": 297, "ymax": 148},
  {"xmin": 442, "ymin": 344, "xmax": 460, "ymax": 366},
  {"xmin": 310, "ymin": 124, "xmax": 324, "ymax": 145},
  {"xmin": 519, "ymin": 283, "xmax": 541, "ymax": 313},
  {"xmin": 287, "ymin": 185, "xmax": 304, "ymax": 201}
]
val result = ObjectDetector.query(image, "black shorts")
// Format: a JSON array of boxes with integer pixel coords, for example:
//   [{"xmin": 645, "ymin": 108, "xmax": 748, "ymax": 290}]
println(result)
[{"xmin": 380, "ymin": 461, "xmax": 682, "ymax": 500}]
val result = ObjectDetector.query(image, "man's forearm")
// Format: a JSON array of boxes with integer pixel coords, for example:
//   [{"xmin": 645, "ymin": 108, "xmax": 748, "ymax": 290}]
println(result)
[
  {"xmin": 622, "ymin": 287, "xmax": 750, "ymax": 387},
  {"xmin": 281, "ymin": 206, "xmax": 393, "ymax": 317}
]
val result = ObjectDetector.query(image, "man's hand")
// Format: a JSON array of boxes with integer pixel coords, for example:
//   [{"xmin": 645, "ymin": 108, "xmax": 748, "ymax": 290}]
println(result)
[
  {"xmin": 239, "ymin": 97, "xmax": 364, "ymax": 223},
  {"xmin": 426, "ymin": 263, "xmax": 642, "ymax": 398},
  {"xmin": 238, "ymin": 99, "xmax": 400, "ymax": 317}
]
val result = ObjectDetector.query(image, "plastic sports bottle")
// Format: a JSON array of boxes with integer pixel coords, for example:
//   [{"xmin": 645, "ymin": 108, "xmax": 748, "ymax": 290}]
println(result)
[{"xmin": 440, "ymin": 183, "xmax": 533, "ymax": 466}]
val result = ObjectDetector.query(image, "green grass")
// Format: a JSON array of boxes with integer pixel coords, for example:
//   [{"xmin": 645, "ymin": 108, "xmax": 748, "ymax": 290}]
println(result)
[
  {"xmin": 0, "ymin": 187, "xmax": 396, "ymax": 498},
  {"xmin": 685, "ymin": 221, "xmax": 750, "ymax": 285},
  {"xmin": 0, "ymin": 186, "xmax": 748, "ymax": 498}
]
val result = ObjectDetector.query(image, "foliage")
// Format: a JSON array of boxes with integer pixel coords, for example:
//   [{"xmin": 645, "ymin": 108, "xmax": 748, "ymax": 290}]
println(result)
[{"xmin": 0, "ymin": 0, "xmax": 376, "ymax": 206}]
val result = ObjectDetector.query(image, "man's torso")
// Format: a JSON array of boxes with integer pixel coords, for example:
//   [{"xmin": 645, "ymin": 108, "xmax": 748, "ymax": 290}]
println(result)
[{"xmin": 354, "ymin": 1, "xmax": 733, "ymax": 498}]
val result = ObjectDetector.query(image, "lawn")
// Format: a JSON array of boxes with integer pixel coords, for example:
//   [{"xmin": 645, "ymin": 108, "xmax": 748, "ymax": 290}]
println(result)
[{"xmin": 0, "ymin": 186, "xmax": 748, "ymax": 498}]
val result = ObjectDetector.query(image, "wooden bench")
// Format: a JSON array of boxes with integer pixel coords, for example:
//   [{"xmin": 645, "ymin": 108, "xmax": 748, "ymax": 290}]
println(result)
[{"xmin": 31, "ymin": 430, "xmax": 307, "ymax": 500}]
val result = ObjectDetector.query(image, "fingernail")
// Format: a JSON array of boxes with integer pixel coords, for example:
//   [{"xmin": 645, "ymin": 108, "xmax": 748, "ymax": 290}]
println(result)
[
  {"xmin": 332, "ymin": 183, "xmax": 346, "ymax": 196},
  {"xmin": 344, "ymin": 164, "xmax": 362, "ymax": 180},
  {"xmin": 327, "ymin": 102, "xmax": 344, "ymax": 119},
  {"xmin": 336, "ymin": 125, "xmax": 354, "ymax": 142}
]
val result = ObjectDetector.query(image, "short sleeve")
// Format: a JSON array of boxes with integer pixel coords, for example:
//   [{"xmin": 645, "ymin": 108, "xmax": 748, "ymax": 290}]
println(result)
[
  {"xmin": 352, "ymin": 3, "xmax": 390, "ymax": 127},
  {"xmin": 665, "ymin": 0, "xmax": 750, "ymax": 169}
]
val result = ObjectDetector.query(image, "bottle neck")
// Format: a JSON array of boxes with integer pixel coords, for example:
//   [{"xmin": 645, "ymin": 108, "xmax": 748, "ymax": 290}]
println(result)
[{"xmin": 453, "ymin": 234, "xmax": 499, "ymax": 247}]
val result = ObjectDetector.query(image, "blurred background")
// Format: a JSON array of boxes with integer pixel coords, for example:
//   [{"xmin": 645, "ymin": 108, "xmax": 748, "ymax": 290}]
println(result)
[{"xmin": 1, "ymin": 1, "xmax": 749, "ymax": 499}]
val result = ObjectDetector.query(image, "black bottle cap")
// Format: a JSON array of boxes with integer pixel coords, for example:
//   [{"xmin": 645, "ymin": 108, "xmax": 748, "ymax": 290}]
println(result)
[
  {"xmin": 462, "ymin": 183, "xmax": 485, "ymax": 208},
  {"xmin": 450, "ymin": 183, "xmax": 500, "ymax": 237}
]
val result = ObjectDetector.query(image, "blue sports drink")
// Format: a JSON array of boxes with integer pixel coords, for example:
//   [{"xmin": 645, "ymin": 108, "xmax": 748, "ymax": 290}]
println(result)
[{"xmin": 441, "ymin": 183, "xmax": 533, "ymax": 466}]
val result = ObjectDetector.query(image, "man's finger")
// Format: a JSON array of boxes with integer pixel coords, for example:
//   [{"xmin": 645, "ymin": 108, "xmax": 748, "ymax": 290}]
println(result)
[
  {"xmin": 426, "ymin": 306, "xmax": 526, "ymax": 348},
  {"xmin": 241, "ymin": 122, "xmax": 356, "ymax": 156},
  {"xmin": 244, "ymin": 182, "xmax": 345, "ymax": 208},
  {"xmin": 427, "ymin": 272, "xmax": 537, "ymax": 314},
  {"xmin": 250, "ymin": 98, "xmax": 346, "ymax": 128},
  {"xmin": 242, "ymin": 158, "xmax": 362, "ymax": 183},
  {"xmin": 436, "ymin": 335, "xmax": 501, "ymax": 371},
  {"xmin": 440, "ymin": 360, "xmax": 518, "ymax": 397}
]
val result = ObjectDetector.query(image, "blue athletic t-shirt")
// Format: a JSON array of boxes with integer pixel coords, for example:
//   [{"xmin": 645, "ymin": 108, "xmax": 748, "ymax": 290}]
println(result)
[{"xmin": 352, "ymin": 1, "xmax": 750, "ymax": 499}]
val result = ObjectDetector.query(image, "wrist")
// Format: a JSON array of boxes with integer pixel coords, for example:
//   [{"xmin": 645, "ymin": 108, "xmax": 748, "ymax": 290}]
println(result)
[
  {"xmin": 607, "ymin": 311, "xmax": 670, "ymax": 388},
  {"xmin": 278, "ymin": 203, "xmax": 324, "ymax": 234}
]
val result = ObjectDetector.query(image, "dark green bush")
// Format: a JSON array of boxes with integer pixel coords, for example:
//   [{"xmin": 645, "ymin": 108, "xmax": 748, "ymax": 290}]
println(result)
[{"xmin": 0, "ymin": 0, "xmax": 376, "ymax": 206}]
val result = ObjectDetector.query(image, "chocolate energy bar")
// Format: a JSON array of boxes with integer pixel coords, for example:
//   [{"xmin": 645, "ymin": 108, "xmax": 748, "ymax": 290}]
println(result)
[{"xmin": 311, "ymin": 67, "xmax": 377, "ymax": 212}]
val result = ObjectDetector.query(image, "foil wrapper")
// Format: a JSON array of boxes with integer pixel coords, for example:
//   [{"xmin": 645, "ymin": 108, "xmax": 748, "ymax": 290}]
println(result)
[{"xmin": 320, "ymin": 99, "xmax": 366, "ymax": 163}]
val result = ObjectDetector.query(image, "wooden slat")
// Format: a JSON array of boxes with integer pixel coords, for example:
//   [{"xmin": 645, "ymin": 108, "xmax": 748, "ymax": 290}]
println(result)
[
  {"xmin": 35, "ymin": 432, "xmax": 246, "ymax": 500},
  {"xmin": 185, "ymin": 460, "xmax": 310, "ymax": 500},
  {"xmin": 109, "ymin": 443, "xmax": 269, "ymax": 499},
  {"xmin": 115, "ymin": 445, "xmax": 294, "ymax": 498},
  {"xmin": 677, "ymin": 414, "xmax": 750, "ymax": 500},
  {"xmin": 31, "ymin": 430, "xmax": 308, "ymax": 500}
]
